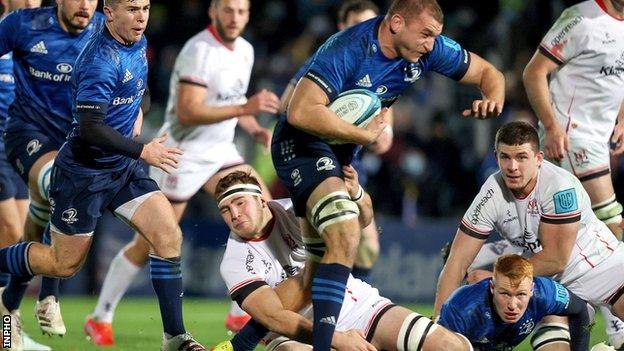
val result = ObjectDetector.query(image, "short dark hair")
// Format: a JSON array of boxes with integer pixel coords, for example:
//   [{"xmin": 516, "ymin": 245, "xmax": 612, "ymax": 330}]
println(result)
[
  {"xmin": 214, "ymin": 171, "xmax": 262, "ymax": 200},
  {"xmin": 388, "ymin": 0, "xmax": 443, "ymax": 23},
  {"xmin": 495, "ymin": 121, "xmax": 540, "ymax": 153},
  {"xmin": 338, "ymin": 0, "xmax": 379, "ymax": 25}
]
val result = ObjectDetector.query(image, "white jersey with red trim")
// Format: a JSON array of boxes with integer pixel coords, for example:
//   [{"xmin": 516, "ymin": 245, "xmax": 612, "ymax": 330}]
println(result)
[
  {"xmin": 160, "ymin": 26, "xmax": 254, "ymax": 158},
  {"xmin": 220, "ymin": 199, "xmax": 392, "ymax": 335},
  {"xmin": 538, "ymin": 0, "xmax": 624, "ymax": 142},
  {"xmin": 460, "ymin": 161, "xmax": 621, "ymax": 286}
]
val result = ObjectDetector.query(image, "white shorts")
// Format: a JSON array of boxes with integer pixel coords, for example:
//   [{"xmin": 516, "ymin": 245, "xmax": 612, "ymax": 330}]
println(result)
[
  {"xmin": 546, "ymin": 137, "xmax": 610, "ymax": 182},
  {"xmin": 149, "ymin": 142, "xmax": 244, "ymax": 201},
  {"xmin": 563, "ymin": 245, "xmax": 624, "ymax": 306},
  {"xmin": 263, "ymin": 277, "xmax": 393, "ymax": 345}
]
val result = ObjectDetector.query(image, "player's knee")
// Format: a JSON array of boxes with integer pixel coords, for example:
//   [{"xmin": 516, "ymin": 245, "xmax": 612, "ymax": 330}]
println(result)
[
  {"xmin": 307, "ymin": 191, "xmax": 360, "ymax": 254},
  {"xmin": 530, "ymin": 322, "xmax": 570, "ymax": 351},
  {"xmin": 150, "ymin": 224, "xmax": 182, "ymax": 252},
  {"xmin": 52, "ymin": 255, "xmax": 83, "ymax": 278},
  {"xmin": 397, "ymin": 313, "xmax": 437, "ymax": 351},
  {"xmin": 28, "ymin": 198, "xmax": 50, "ymax": 228},
  {"xmin": 593, "ymin": 195, "xmax": 623, "ymax": 226}
]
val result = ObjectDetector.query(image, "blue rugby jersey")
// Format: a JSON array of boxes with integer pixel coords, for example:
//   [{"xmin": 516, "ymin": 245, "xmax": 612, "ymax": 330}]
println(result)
[
  {"xmin": 55, "ymin": 26, "xmax": 148, "ymax": 174},
  {"xmin": 439, "ymin": 277, "xmax": 570, "ymax": 350},
  {"xmin": 0, "ymin": 7, "xmax": 104, "ymax": 145},
  {"xmin": 302, "ymin": 16, "xmax": 469, "ymax": 107}
]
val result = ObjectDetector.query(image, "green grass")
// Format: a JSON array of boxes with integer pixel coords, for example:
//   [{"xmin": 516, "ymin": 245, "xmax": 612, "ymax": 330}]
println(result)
[{"xmin": 16, "ymin": 297, "xmax": 608, "ymax": 350}]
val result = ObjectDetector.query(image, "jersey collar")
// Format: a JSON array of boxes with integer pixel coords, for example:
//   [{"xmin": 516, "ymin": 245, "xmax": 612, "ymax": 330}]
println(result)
[{"xmin": 207, "ymin": 24, "xmax": 236, "ymax": 51}]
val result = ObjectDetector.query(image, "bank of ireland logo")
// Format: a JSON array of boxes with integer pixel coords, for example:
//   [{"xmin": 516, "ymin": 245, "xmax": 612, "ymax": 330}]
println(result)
[
  {"xmin": 61, "ymin": 208, "xmax": 78, "ymax": 224},
  {"xmin": 316, "ymin": 157, "xmax": 335, "ymax": 171},
  {"xmin": 26, "ymin": 139, "xmax": 41, "ymax": 156},
  {"xmin": 553, "ymin": 188, "xmax": 578, "ymax": 214}
]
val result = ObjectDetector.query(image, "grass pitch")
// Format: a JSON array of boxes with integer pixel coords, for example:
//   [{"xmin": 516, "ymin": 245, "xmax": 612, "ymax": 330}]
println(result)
[{"xmin": 17, "ymin": 297, "xmax": 607, "ymax": 350}]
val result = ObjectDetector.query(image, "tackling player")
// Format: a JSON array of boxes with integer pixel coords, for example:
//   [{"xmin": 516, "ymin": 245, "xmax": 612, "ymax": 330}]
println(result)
[
  {"xmin": 439, "ymin": 254, "xmax": 590, "ymax": 351},
  {"xmin": 272, "ymin": 0, "xmax": 505, "ymax": 349},
  {"xmin": 435, "ymin": 121, "xmax": 624, "ymax": 351},
  {"xmin": 524, "ymin": 3, "xmax": 624, "ymax": 344},
  {"xmin": 213, "ymin": 170, "xmax": 472, "ymax": 351},
  {"xmin": 83, "ymin": 0, "xmax": 280, "ymax": 345}
]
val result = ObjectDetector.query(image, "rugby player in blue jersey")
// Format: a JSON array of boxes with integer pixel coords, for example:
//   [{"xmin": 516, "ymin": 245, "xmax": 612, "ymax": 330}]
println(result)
[
  {"xmin": 271, "ymin": 0, "xmax": 505, "ymax": 349},
  {"xmin": 439, "ymin": 254, "xmax": 590, "ymax": 351},
  {"xmin": 0, "ymin": 0, "xmax": 103, "ymax": 345}
]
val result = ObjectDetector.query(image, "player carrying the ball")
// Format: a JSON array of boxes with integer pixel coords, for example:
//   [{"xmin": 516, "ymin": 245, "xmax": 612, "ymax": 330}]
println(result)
[{"xmin": 270, "ymin": 0, "xmax": 505, "ymax": 350}]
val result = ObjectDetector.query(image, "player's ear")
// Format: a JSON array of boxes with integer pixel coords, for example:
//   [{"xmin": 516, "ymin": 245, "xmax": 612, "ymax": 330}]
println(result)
[
  {"xmin": 389, "ymin": 14, "xmax": 404, "ymax": 35},
  {"xmin": 103, "ymin": 5, "xmax": 114, "ymax": 20},
  {"xmin": 536, "ymin": 150, "xmax": 544, "ymax": 166}
]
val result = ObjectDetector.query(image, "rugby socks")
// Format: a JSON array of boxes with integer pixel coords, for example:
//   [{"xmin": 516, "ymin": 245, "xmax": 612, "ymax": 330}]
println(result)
[
  {"xmin": 3, "ymin": 275, "xmax": 32, "ymax": 311},
  {"xmin": 93, "ymin": 249, "xmax": 142, "ymax": 323},
  {"xmin": 149, "ymin": 254, "xmax": 185, "ymax": 337},
  {"xmin": 38, "ymin": 226, "xmax": 60, "ymax": 302},
  {"xmin": 601, "ymin": 306, "xmax": 624, "ymax": 348},
  {"xmin": 351, "ymin": 265, "xmax": 371, "ymax": 283},
  {"xmin": 231, "ymin": 319, "xmax": 268, "ymax": 351},
  {"xmin": 0, "ymin": 242, "xmax": 33, "ymax": 278},
  {"xmin": 311, "ymin": 263, "xmax": 350, "ymax": 351}
]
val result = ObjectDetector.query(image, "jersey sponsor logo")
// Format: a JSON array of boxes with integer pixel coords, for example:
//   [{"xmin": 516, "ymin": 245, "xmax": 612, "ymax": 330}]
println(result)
[
  {"xmin": 112, "ymin": 88, "xmax": 145, "ymax": 106},
  {"xmin": 305, "ymin": 71, "xmax": 332, "ymax": 95},
  {"xmin": 356, "ymin": 74, "xmax": 372, "ymax": 88},
  {"xmin": 0, "ymin": 74, "xmax": 14, "ymax": 83},
  {"xmin": 56, "ymin": 63, "xmax": 73, "ymax": 74},
  {"xmin": 503, "ymin": 209, "xmax": 518, "ymax": 224},
  {"xmin": 26, "ymin": 139, "xmax": 42, "ymax": 156},
  {"xmin": 602, "ymin": 32, "xmax": 616, "ymax": 45},
  {"xmin": 282, "ymin": 264, "xmax": 299, "ymax": 276},
  {"xmin": 600, "ymin": 65, "xmax": 624, "ymax": 77},
  {"xmin": 29, "ymin": 41, "xmax": 48, "ymax": 54},
  {"xmin": 316, "ymin": 157, "xmax": 336, "ymax": 171},
  {"xmin": 28, "ymin": 66, "xmax": 72, "ymax": 82},
  {"xmin": 61, "ymin": 208, "xmax": 78, "ymax": 224},
  {"xmin": 245, "ymin": 249, "xmax": 256, "ymax": 274},
  {"xmin": 469, "ymin": 188, "xmax": 494, "ymax": 224},
  {"xmin": 553, "ymin": 188, "xmax": 578, "ymax": 214},
  {"xmin": 122, "ymin": 69, "xmax": 134, "ymax": 83},
  {"xmin": 261, "ymin": 259, "xmax": 272, "ymax": 275},
  {"xmin": 403, "ymin": 63, "xmax": 422, "ymax": 83},
  {"xmin": 549, "ymin": 15, "xmax": 583, "ymax": 49}
]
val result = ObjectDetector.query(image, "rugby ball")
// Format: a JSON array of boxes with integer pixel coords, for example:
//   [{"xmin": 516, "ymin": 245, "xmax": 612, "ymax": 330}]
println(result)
[{"xmin": 325, "ymin": 89, "xmax": 381, "ymax": 144}]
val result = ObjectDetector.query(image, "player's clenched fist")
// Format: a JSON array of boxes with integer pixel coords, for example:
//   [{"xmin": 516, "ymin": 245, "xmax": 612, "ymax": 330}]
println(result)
[{"xmin": 243, "ymin": 89, "xmax": 280, "ymax": 115}]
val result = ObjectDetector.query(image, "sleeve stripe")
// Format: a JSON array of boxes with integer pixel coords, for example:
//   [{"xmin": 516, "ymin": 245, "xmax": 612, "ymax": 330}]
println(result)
[
  {"xmin": 228, "ymin": 277, "xmax": 264, "ymax": 295},
  {"xmin": 542, "ymin": 211, "xmax": 582, "ymax": 219},
  {"xmin": 538, "ymin": 45, "xmax": 564, "ymax": 65},
  {"xmin": 230, "ymin": 280, "xmax": 268, "ymax": 307},
  {"xmin": 459, "ymin": 222, "xmax": 489, "ymax": 240},
  {"xmin": 541, "ymin": 214, "xmax": 581, "ymax": 224},
  {"xmin": 460, "ymin": 219, "xmax": 490, "ymax": 234},
  {"xmin": 304, "ymin": 70, "xmax": 337, "ymax": 101},
  {"xmin": 179, "ymin": 76, "xmax": 208, "ymax": 87},
  {"xmin": 450, "ymin": 49, "xmax": 471, "ymax": 81}
]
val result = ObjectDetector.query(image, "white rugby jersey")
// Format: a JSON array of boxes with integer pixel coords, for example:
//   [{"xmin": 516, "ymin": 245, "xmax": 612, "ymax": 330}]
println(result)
[
  {"xmin": 538, "ymin": 0, "xmax": 624, "ymax": 142},
  {"xmin": 160, "ymin": 25, "xmax": 254, "ymax": 157},
  {"xmin": 219, "ymin": 199, "xmax": 385, "ymax": 323},
  {"xmin": 460, "ymin": 161, "xmax": 621, "ymax": 286}
]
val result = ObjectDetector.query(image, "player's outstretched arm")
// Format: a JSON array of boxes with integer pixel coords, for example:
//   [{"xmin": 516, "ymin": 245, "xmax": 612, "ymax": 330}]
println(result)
[
  {"xmin": 523, "ymin": 51, "xmax": 568, "ymax": 160},
  {"xmin": 530, "ymin": 220, "xmax": 578, "ymax": 276},
  {"xmin": 458, "ymin": 52, "xmax": 505, "ymax": 119},
  {"xmin": 240, "ymin": 284, "xmax": 375, "ymax": 351},
  {"xmin": 434, "ymin": 228, "xmax": 485, "ymax": 317},
  {"xmin": 287, "ymin": 78, "xmax": 387, "ymax": 145},
  {"xmin": 176, "ymin": 83, "xmax": 279, "ymax": 126}
]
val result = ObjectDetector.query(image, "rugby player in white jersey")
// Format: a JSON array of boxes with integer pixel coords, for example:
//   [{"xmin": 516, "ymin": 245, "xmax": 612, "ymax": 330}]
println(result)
[
  {"xmin": 83, "ymin": 0, "xmax": 280, "ymax": 346},
  {"xmin": 523, "ymin": 1, "xmax": 624, "ymax": 346},
  {"xmin": 435, "ymin": 121, "xmax": 624, "ymax": 351},
  {"xmin": 213, "ymin": 170, "xmax": 472, "ymax": 351}
]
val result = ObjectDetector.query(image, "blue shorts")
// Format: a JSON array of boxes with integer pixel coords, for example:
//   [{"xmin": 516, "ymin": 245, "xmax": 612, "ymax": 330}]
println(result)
[
  {"xmin": 0, "ymin": 139, "xmax": 28, "ymax": 201},
  {"xmin": 49, "ymin": 159, "xmax": 159, "ymax": 235},
  {"xmin": 4, "ymin": 129, "xmax": 60, "ymax": 184},
  {"xmin": 271, "ymin": 118, "xmax": 357, "ymax": 217}
]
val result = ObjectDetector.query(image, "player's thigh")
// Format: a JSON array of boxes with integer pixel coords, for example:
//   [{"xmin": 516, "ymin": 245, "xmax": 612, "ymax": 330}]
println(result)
[
  {"xmin": 49, "ymin": 229, "xmax": 93, "ymax": 269},
  {"xmin": 266, "ymin": 336, "xmax": 312, "ymax": 351},
  {"xmin": 581, "ymin": 174, "xmax": 615, "ymax": 204}
]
